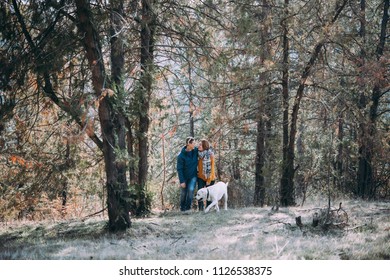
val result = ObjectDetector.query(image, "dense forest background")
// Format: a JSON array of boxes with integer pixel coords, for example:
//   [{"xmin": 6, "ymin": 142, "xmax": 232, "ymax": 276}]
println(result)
[{"xmin": 0, "ymin": 0, "xmax": 388, "ymax": 232}]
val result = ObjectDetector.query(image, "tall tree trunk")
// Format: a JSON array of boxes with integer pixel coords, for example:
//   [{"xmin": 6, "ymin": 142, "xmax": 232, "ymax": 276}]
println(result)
[
  {"xmin": 75, "ymin": 0, "xmax": 131, "ymax": 231},
  {"xmin": 133, "ymin": 0, "xmax": 156, "ymax": 215},
  {"xmin": 356, "ymin": 0, "xmax": 370, "ymax": 198},
  {"xmin": 357, "ymin": 0, "xmax": 389, "ymax": 198},
  {"xmin": 254, "ymin": 0, "xmax": 271, "ymax": 207},
  {"xmin": 280, "ymin": 0, "xmax": 292, "ymax": 206}
]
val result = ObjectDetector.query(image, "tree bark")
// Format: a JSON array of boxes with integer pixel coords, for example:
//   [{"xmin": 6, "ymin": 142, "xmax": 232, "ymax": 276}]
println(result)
[
  {"xmin": 75, "ymin": 0, "xmax": 131, "ymax": 231},
  {"xmin": 131, "ymin": 0, "xmax": 156, "ymax": 216},
  {"xmin": 280, "ymin": 0, "xmax": 293, "ymax": 206},
  {"xmin": 356, "ymin": 0, "xmax": 371, "ymax": 198},
  {"xmin": 254, "ymin": 0, "xmax": 271, "ymax": 207},
  {"xmin": 357, "ymin": 0, "xmax": 389, "ymax": 198}
]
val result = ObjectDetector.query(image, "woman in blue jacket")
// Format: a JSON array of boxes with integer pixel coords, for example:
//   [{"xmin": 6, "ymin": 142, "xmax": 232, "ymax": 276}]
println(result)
[{"xmin": 177, "ymin": 137, "xmax": 198, "ymax": 212}]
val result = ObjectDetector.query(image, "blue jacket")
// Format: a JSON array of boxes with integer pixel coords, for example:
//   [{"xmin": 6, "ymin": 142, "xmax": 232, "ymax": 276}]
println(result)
[{"xmin": 177, "ymin": 146, "xmax": 198, "ymax": 184}]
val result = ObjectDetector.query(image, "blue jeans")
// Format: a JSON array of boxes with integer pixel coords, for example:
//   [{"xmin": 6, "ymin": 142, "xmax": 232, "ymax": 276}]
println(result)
[
  {"xmin": 197, "ymin": 179, "xmax": 215, "ymax": 211},
  {"xmin": 180, "ymin": 177, "xmax": 197, "ymax": 211}
]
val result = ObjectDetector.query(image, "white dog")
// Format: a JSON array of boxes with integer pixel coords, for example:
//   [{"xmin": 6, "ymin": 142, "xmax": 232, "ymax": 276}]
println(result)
[{"xmin": 195, "ymin": 181, "xmax": 228, "ymax": 213}]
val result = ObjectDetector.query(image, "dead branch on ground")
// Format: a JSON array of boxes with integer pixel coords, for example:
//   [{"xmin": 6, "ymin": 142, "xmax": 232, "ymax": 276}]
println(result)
[{"xmin": 295, "ymin": 202, "xmax": 349, "ymax": 233}]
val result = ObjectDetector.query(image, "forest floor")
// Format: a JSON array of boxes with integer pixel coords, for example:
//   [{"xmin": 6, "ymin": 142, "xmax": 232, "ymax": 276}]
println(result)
[{"xmin": 0, "ymin": 199, "xmax": 390, "ymax": 260}]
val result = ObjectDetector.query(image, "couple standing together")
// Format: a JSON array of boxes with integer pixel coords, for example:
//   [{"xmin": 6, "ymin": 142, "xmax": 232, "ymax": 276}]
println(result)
[{"xmin": 176, "ymin": 137, "xmax": 216, "ymax": 212}]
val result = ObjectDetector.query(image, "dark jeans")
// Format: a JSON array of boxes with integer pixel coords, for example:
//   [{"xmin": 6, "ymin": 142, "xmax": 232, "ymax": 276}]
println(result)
[
  {"xmin": 197, "ymin": 179, "xmax": 215, "ymax": 211},
  {"xmin": 180, "ymin": 177, "xmax": 197, "ymax": 211}
]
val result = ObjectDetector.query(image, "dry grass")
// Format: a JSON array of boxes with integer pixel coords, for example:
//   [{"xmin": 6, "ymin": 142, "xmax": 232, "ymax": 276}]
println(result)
[{"xmin": 0, "ymin": 199, "xmax": 389, "ymax": 260}]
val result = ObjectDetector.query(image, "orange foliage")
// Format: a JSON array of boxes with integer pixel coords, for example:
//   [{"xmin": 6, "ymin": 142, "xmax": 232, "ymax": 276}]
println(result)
[
  {"xmin": 9, "ymin": 155, "xmax": 39, "ymax": 170},
  {"xmin": 168, "ymin": 126, "xmax": 177, "ymax": 137}
]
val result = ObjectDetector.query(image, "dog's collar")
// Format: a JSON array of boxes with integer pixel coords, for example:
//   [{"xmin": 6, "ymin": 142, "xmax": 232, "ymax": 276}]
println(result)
[{"xmin": 206, "ymin": 188, "xmax": 210, "ymax": 201}]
